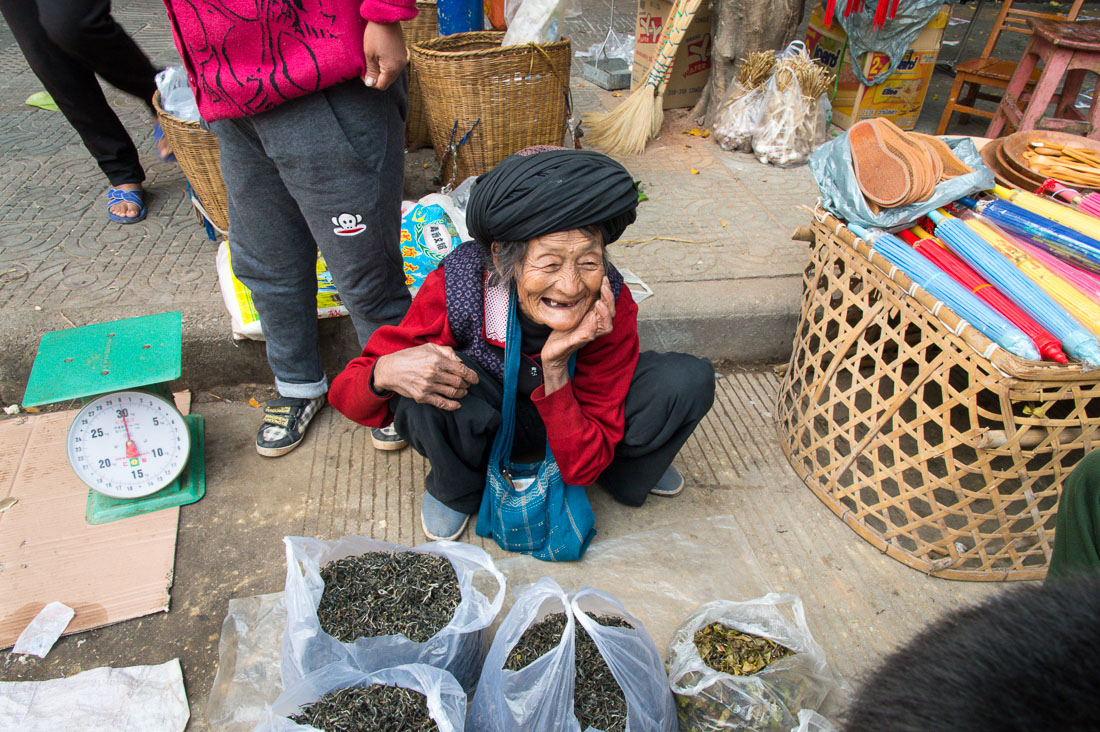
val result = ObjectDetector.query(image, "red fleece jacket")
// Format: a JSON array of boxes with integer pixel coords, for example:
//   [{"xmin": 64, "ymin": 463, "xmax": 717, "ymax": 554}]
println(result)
[{"xmin": 329, "ymin": 266, "xmax": 641, "ymax": 486}]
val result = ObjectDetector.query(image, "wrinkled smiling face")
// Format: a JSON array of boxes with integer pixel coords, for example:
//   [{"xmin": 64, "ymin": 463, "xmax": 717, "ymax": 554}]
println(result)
[{"xmin": 512, "ymin": 229, "xmax": 605, "ymax": 332}]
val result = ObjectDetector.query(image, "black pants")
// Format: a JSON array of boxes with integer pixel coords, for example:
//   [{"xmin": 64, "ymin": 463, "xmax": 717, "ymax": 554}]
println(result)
[
  {"xmin": 0, "ymin": 0, "xmax": 159, "ymax": 186},
  {"xmin": 395, "ymin": 351, "xmax": 717, "ymax": 514}
]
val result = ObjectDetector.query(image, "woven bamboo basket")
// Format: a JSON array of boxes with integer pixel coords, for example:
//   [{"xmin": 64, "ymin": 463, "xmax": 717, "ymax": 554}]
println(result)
[
  {"xmin": 776, "ymin": 206, "xmax": 1100, "ymax": 581},
  {"xmin": 152, "ymin": 90, "xmax": 229, "ymax": 233},
  {"xmin": 410, "ymin": 31, "xmax": 571, "ymax": 185},
  {"xmin": 403, "ymin": 0, "xmax": 438, "ymax": 150}
]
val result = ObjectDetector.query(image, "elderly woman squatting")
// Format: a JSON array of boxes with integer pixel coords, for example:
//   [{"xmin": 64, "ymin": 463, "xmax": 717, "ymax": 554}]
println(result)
[{"xmin": 329, "ymin": 148, "xmax": 715, "ymax": 540}]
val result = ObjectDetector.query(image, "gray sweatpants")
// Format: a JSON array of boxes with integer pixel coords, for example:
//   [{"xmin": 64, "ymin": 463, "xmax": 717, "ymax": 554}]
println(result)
[{"xmin": 210, "ymin": 78, "xmax": 412, "ymax": 399}]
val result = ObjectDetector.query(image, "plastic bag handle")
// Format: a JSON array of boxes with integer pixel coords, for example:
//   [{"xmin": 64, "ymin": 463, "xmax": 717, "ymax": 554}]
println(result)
[
  {"xmin": 780, "ymin": 39, "xmax": 807, "ymax": 58},
  {"xmin": 283, "ymin": 537, "xmax": 323, "ymax": 622},
  {"xmin": 434, "ymin": 540, "xmax": 508, "ymax": 621}
]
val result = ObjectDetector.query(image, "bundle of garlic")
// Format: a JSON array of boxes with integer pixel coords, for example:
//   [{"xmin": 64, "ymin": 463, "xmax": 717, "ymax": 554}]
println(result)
[
  {"xmin": 751, "ymin": 51, "xmax": 833, "ymax": 167},
  {"xmin": 712, "ymin": 51, "xmax": 777, "ymax": 152}
]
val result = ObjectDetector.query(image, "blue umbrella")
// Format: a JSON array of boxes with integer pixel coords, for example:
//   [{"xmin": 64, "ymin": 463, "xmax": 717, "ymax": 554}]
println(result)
[
  {"xmin": 960, "ymin": 196, "xmax": 1100, "ymax": 276},
  {"xmin": 928, "ymin": 210, "xmax": 1100, "ymax": 367},
  {"xmin": 848, "ymin": 224, "xmax": 1040, "ymax": 361}
]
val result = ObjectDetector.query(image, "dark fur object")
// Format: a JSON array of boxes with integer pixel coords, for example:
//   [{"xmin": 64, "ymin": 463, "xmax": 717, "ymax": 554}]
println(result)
[{"xmin": 842, "ymin": 574, "xmax": 1100, "ymax": 732}]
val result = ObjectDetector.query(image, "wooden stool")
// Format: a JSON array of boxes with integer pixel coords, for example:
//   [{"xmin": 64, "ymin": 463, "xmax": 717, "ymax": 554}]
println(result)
[
  {"xmin": 936, "ymin": 0, "xmax": 1085, "ymax": 135},
  {"xmin": 987, "ymin": 19, "xmax": 1100, "ymax": 140}
]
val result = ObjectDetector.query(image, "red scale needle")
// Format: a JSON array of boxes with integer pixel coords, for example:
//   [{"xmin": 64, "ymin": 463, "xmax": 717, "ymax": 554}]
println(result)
[{"xmin": 121, "ymin": 414, "xmax": 140, "ymax": 459}]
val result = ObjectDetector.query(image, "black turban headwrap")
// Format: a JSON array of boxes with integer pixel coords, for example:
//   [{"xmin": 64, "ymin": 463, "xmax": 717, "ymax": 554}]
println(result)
[{"xmin": 465, "ymin": 148, "xmax": 638, "ymax": 247}]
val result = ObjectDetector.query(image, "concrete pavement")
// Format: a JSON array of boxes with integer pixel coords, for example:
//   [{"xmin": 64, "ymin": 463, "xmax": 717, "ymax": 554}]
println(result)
[{"xmin": 0, "ymin": 376, "xmax": 1000, "ymax": 731}]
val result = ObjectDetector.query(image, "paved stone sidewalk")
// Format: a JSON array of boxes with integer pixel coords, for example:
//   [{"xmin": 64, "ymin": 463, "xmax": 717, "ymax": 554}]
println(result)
[{"xmin": 0, "ymin": 0, "xmax": 818, "ymax": 404}]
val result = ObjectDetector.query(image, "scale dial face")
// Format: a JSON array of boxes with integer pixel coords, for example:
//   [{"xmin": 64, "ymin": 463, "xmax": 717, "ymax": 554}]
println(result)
[{"xmin": 66, "ymin": 390, "xmax": 190, "ymax": 499}]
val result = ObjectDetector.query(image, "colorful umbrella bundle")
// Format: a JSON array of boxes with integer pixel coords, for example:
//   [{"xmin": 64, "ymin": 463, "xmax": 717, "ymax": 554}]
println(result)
[
  {"xmin": 832, "ymin": 135, "xmax": 1100, "ymax": 367},
  {"xmin": 1038, "ymin": 179, "xmax": 1100, "ymax": 220},
  {"xmin": 895, "ymin": 228, "xmax": 1067, "ymax": 364},
  {"xmin": 925, "ymin": 209, "xmax": 1100, "ymax": 367},
  {"xmin": 847, "ymin": 223, "xmax": 1040, "ymax": 361},
  {"xmin": 961, "ymin": 196, "xmax": 1100, "ymax": 276}
]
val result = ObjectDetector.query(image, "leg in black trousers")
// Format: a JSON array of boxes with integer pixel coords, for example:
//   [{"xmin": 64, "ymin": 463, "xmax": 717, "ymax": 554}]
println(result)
[
  {"xmin": 596, "ymin": 351, "xmax": 716, "ymax": 506},
  {"xmin": 394, "ymin": 350, "xmax": 716, "ymax": 514},
  {"xmin": 0, "ymin": 0, "xmax": 158, "ymax": 187}
]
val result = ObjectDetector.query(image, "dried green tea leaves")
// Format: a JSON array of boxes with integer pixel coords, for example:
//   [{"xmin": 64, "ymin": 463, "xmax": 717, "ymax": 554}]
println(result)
[
  {"xmin": 317, "ymin": 552, "xmax": 460, "ymax": 644},
  {"xmin": 505, "ymin": 613, "xmax": 632, "ymax": 732},
  {"xmin": 694, "ymin": 623, "xmax": 793, "ymax": 677},
  {"xmin": 289, "ymin": 684, "xmax": 438, "ymax": 732}
]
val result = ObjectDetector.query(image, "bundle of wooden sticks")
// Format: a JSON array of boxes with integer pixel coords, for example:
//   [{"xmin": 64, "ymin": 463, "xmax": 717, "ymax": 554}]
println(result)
[{"xmin": 1024, "ymin": 141, "xmax": 1100, "ymax": 188}]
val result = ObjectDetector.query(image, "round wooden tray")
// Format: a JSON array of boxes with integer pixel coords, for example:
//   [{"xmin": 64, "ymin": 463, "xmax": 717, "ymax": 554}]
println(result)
[
  {"xmin": 1001, "ymin": 130, "xmax": 1100, "ymax": 188},
  {"xmin": 980, "ymin": 137, "xmax": 1040, "ymax": 191},
  {"xmin": 995, "ymin": 136, "xmax": 1047, "ymax": 188}
]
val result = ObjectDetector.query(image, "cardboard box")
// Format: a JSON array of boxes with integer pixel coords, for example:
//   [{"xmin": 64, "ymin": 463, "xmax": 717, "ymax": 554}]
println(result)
[
  {"xmin": 631, "ymin": 0, "xmax": 713, "ymax": 110},
  {"xmin": 805, "ymin": 3, "xmax": 949, "ymax": 130}
]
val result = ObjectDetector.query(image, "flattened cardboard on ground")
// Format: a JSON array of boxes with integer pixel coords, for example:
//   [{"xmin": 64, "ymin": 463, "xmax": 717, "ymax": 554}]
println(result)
[{"xmin": 0, "ymin": 398, "xmax": 188, "ymax": 648}]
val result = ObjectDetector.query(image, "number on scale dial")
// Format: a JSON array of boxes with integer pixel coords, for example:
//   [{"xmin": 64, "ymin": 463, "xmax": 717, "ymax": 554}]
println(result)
[{"xmin": 66, "ymin": 391, "xmax": 190, "ymax": 498}]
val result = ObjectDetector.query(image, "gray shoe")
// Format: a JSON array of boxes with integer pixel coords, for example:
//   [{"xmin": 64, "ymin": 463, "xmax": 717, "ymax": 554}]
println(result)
[
  {"xmin": 650, "ymin": 465, "xmax": 685, "ymax": 496},
  {"xmin": 420, "ymin": 492, "xmax": 470, "ymax": 541},
  {"xmin": 371, "ymin": 423, "xmax": 408, "ymax": 451}
]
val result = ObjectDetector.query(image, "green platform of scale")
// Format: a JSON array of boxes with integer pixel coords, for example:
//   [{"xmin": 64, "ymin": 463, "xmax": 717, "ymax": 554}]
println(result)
[
  {"xmin": 21, "ymin": 311, "xmax": 206, "ymax": 524},
  {"xmin": 23, "ymin": 311, "xmax": 183, "ymax": 407}
]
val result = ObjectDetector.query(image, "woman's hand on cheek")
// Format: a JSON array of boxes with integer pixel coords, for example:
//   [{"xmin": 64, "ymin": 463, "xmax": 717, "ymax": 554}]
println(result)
[
  {"xmin": 541, "ymin": 277, "xmax": 615, "ymax": 389},
  {"xmin": 371, "ymin": 344, "xmax": 479, "ymax": 411}
]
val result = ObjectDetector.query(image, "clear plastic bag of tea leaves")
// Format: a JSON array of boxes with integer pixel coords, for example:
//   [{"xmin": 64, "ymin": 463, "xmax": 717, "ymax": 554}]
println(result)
[
  {"xmin": 281, "ymin": 537, "xmax": 505, "ymax": 692},
  {"xmin": 255, "ymin": 662, "xmax": 467, "ymax": 732},
  {"xmin": 468, "ymin": 576, "xmax": 677, "ymax": 732},
  {"xmin": 667, "ymin": 594, "xmax": 845, "ymax": 732}
]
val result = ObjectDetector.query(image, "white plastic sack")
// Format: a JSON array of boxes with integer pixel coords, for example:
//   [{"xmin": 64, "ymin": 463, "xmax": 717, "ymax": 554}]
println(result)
[
  {"xmin": 468, "ymin": 576, "xmax": 678, "ymax": 732},
  {"xmin": 667, "ymin": 594, "xmax": 844, "ymax": 732},
  {"xmin": 400, "ymin": 193, "xmax": 469, "ymax": 290},
  {"xmin": 281, "ymin": 537, "xmax": 505, "ymax": 692},
  {"xmin": 501, "ymin": 0, "xmax": 566, "ymax": 45},
  {"xmin": 0, "ymin": 659, "xmax": 189, "ymax": 732},
  {"xmin": 216, "ymin": 242, "xmax": 349, "ymax": 341},
  {"xmin": 254, "ymin": 663, "xmax": 466, "ymax": 732}
]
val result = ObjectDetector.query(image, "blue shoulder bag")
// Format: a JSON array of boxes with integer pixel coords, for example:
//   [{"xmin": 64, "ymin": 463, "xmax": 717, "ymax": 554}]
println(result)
[{"xmin": 475, "ymin": 291, "xmax": 596, "ymax": 561}]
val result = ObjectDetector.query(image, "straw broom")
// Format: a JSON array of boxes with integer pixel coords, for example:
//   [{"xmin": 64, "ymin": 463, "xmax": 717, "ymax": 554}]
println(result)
[{"xmin": 585, "ymin": 0, "xmax": 707, "ymax": 156}]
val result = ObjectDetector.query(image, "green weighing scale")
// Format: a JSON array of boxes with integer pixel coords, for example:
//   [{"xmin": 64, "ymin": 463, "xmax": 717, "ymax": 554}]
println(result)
[{"xmin": 21, "ymin": 311, "xmax": 205, "ymax": 525}]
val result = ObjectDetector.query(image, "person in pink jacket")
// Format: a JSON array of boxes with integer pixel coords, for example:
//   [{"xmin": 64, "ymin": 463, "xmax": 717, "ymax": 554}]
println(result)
[{"xmin": 162, "ymin": 0, "xmax": 417, "ymax": 455}]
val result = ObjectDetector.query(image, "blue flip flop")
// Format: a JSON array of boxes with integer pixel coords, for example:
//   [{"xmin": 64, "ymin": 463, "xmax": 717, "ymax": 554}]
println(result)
[
  {"xmin": 106, "ymin": 188, "xmax": 147, "ymax": 224},
  {"xmin": 153, "ymin": 122, "xmax": 176, "ymax": 162}
]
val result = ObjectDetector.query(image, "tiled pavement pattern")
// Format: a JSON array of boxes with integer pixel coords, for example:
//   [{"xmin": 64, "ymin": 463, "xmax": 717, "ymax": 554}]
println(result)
[{"xmin": 0, "ymin": 0, "xmax": 817, "ymax": 402}]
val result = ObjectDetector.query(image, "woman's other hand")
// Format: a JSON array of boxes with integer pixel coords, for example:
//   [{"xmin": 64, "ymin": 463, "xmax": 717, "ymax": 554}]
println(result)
[
  {"xmin": 362, "ymin": 21, "xmax": 407, "ymax": 90},
  {"xmin": 541, "ymin": 276, "xmax": 615, "ymax": 393},
  {"xmin": 372, "ymin": 344, "xmax": 479, "ymax": 410}
]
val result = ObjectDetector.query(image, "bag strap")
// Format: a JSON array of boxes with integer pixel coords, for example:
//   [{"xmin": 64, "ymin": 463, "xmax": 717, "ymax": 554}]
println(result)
[
  {"xmin": 494, "ymin": 290, "xmax": 522, "ymax": 459},
  {"xmin": 494, "ymin": 290, "xmax": 575, "ymax": 467}
]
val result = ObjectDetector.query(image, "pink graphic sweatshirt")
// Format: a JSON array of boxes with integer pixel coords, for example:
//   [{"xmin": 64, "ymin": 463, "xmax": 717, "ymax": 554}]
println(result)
[{"xmin": 162, "ymin": 0, "xmax": 418, "ymax": 121}]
